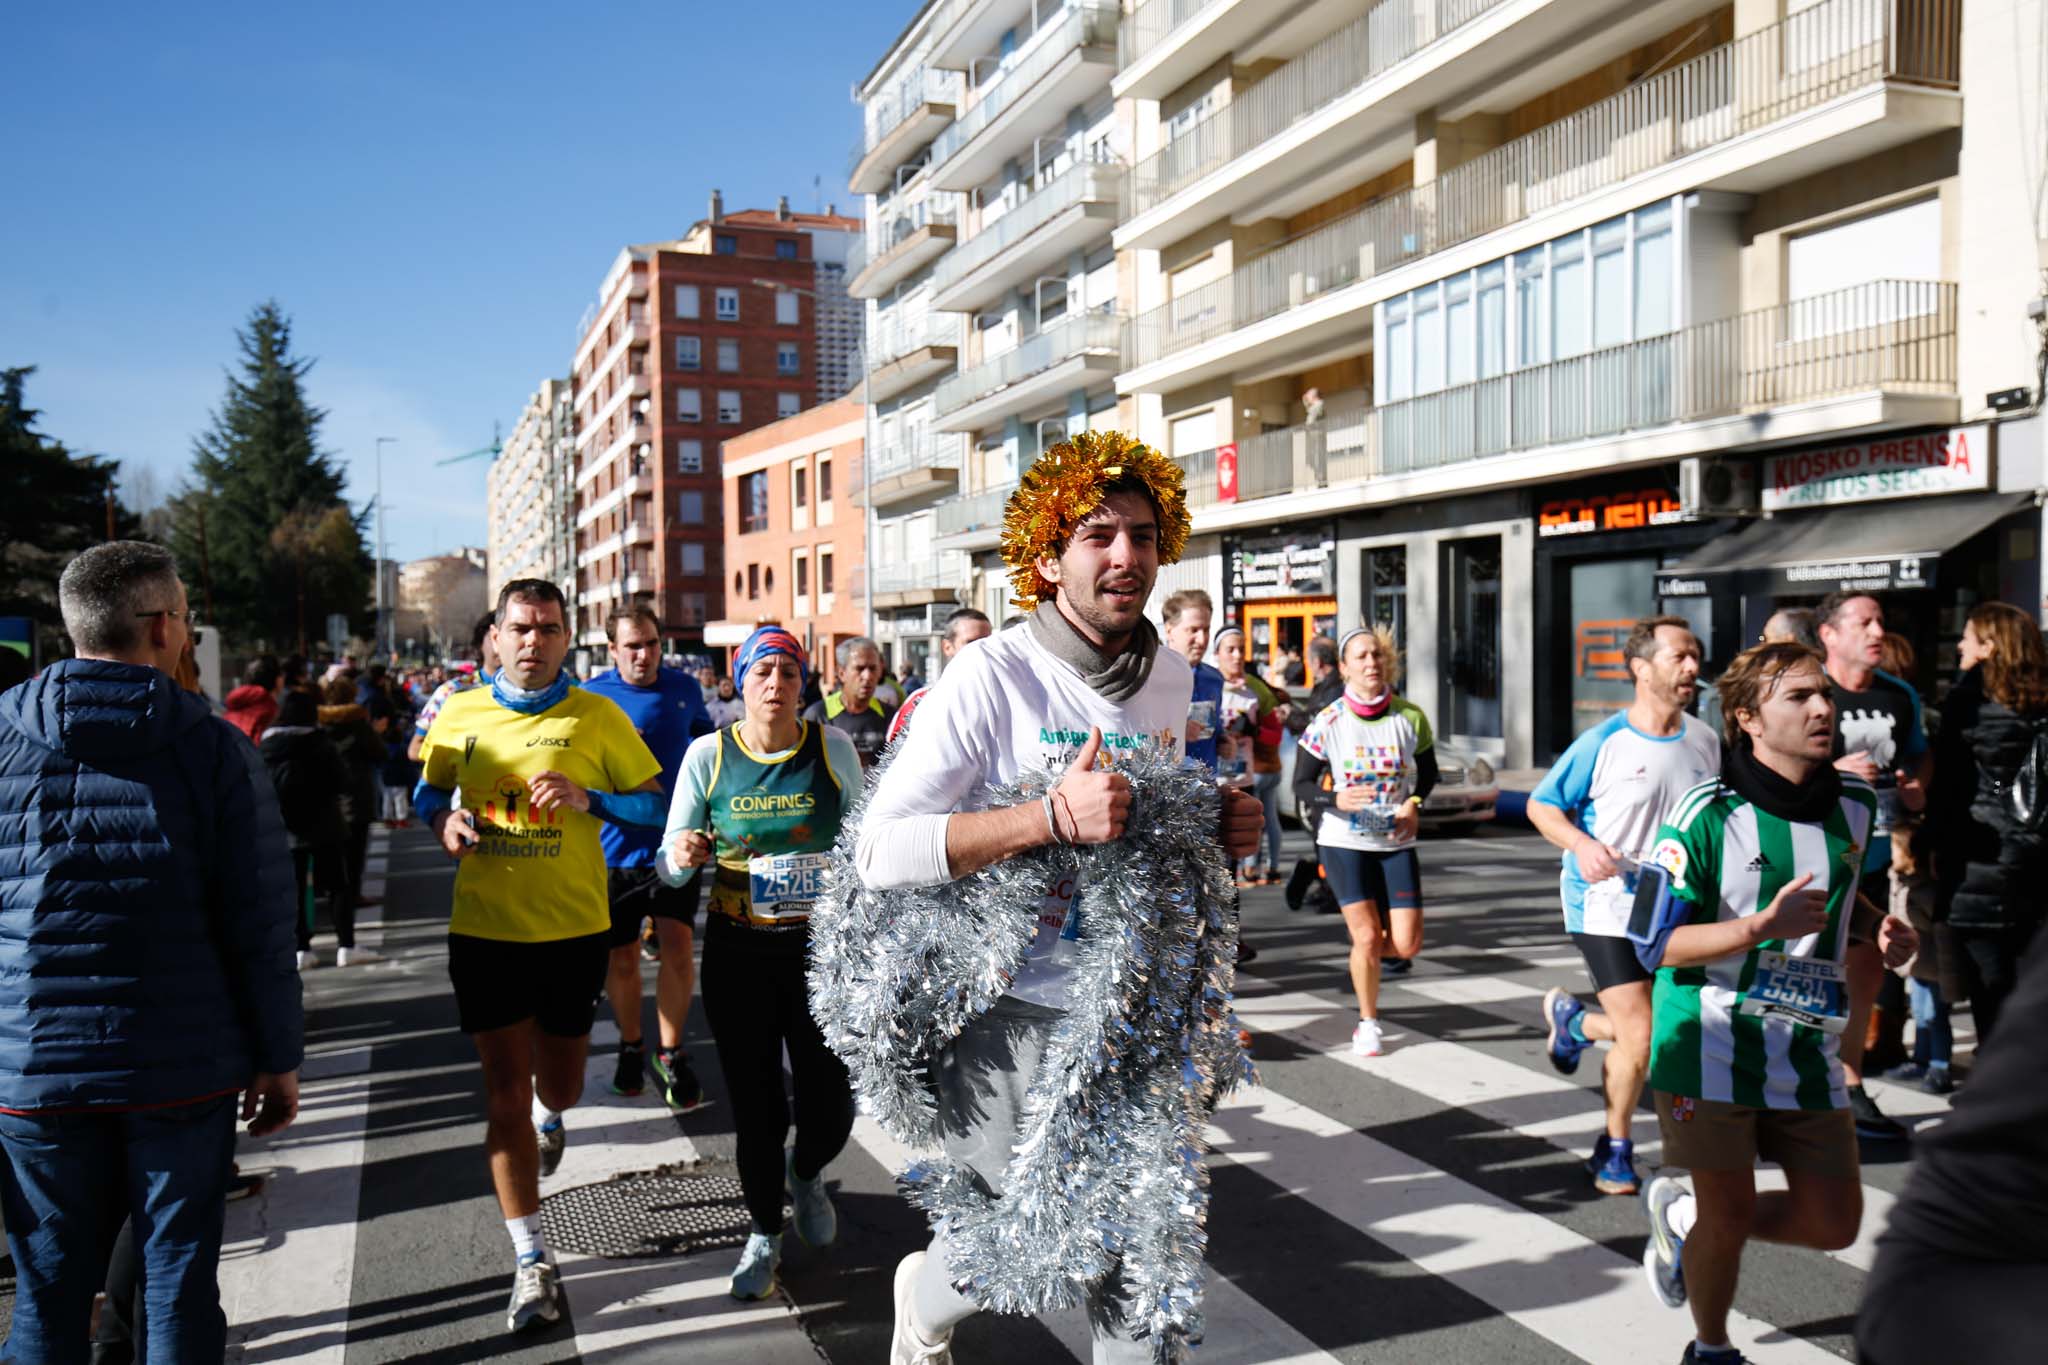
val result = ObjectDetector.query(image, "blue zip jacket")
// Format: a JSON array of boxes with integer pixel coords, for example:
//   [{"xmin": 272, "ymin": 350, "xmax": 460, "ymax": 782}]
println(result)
[{"xmin": 0, "ymin": 659, "xmax": 304, "ymax": 1110}]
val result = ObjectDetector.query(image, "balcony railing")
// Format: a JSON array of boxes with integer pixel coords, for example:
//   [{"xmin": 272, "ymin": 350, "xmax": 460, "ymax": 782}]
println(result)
[
  {"xmin": 929, "ymin": 2, "xmax": 1117, "ymax": 177},
  {"xmin": 868, "ymin": 310, "xmax": 959, "ymax": 369},
  {"xmin": 869, "ymin": 430, "xmax": 966, "ymax": 481},
  {"xmin": 937, "ymin": 482, "xmax": 1017, "ymax": 536},
  {"xmin": 1176, "ymin": 407, "xmax": 1377, "ymax": 510},
  {"xmin": 1126, "ymin": 0, "xmax": 1962, "ymax": 370},
  {"xmin": 872, "ymin": 550, "xmax": 973, "ymax": 595},
  {"xmin": 1120, "ymin": 0, "xmax": 1224, "ymax": 69},
  {"xmin": 848, "ymin": 67, "xmax": 961, "ymax": 176},
  {"xmin": 1128, "ymin": 0, "xmax": 1513, "ymax": 215},
  {"xmin": 936, "ymin": 311, "xmax": 1123, "ymax": 416},
  {"xmin": 931, "ymin": 156, "xmax": 1124, "ymax": 300}
]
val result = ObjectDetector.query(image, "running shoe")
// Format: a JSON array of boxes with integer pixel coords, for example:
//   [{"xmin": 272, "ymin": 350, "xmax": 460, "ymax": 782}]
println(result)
[
  {"xmin": 640, "ymin": 923, "xmax": 660, "ymax": 963},
  {"xmin": 1284, "ymin": 859, "xmax": 1319, "ymax": 911},
  {"xmin": 536, "ymin": 1115, "xmax": 566, "ymax": 1178},
  {"xmin": 1589, "ymin": 1136, "xmax": 1640, "ymax": 1195},
  {"xmin": 1351, "ymin": 1018, "xmax": 1384, "ymax": 1057},
  {"xmin": 506, "ymin": 1253, "xmax": 563, "ymax": 1333},
  {"xmin": 730, "ymin": 1229, "xmax": 782, "ymax": 1301},
  {"xmin": 1642, "ymin": 1175, "xmax": 1690, "ymax": 1309},
  {"xmin": 1542, "ymin": 987, "xmax": 1591, "ymax": 1076},
  {"xmin": 1848, "ymin": 1084, "xmax": 1910, "ymax": 1140},
  {"xmin": 611, "ymin": 1044, "xmax": 645, "ymax": 1097},
  {"xmin": 1679, "ymin": 1346, "xmax": 1751, "ymax": 1364},
  {"xmin": 890, "ymin": 1251, "xmax": 954, "ymax": 1364},
  {"xmin": 1381, "ymin": 956, "xmax": 1412, "ymax": 977},
  {"xmin": 1921, "ymin": 1063, "xmax": 1954, "ymax": 1095},
  {"xmin": 651, "ymin": 1048, "xmax": 705, "ymax": 1112},
  {"xmin": 335, "ymin": 946, "xmax": 382, "ymax": 966},
  {"xmin": 785, "ymin": 1149, "xmax": 838, "ymax": 1248},
  {"xmin": 295, "ymin": 949, "xmax": 318, "ymax": 971},
  {"xmin": 1882, "ymin": 1060, "xmax": 1929, "ymax": 1083},
  {"xmin": 1236, "ymin": 938, "xmax": 1260, "ymax": 965}
]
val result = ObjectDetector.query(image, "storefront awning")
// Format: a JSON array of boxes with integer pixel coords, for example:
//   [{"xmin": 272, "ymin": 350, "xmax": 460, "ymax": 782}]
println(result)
[{"xmin": 1655, "ymin": 491, "xmax": 2034, "ymax": 597}]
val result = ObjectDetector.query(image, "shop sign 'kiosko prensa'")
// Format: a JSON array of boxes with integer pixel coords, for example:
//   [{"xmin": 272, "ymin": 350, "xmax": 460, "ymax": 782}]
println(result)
[{"xmin": 1760, "ymin": 424, "xmax": 1990, "ymax": 512}]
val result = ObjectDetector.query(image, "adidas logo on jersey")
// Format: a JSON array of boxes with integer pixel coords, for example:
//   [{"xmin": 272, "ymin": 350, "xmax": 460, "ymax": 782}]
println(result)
[{"xmin": 1746, "ymin": 853, "xmax": 1771, "ymax": 872}]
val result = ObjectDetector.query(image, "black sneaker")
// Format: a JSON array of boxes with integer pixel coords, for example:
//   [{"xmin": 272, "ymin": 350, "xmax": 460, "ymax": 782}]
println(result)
[
  {"xmin": 1236, "ymin": 938, "xmax": 1259, "ymax": 965},
  {"xmin": 611, "ymin": 1044, "xmax": 645, "ymax": 1097},
  {"xmin": 1380, "ymin": 956, "xmax": 1412, "ymax": 977},
  {"xmin": 1679, "ymin": 1344, "xmax": 1750, "ymax": 1364},
  {"xmin": 1285, "ymin": 858, "xmax": 1319, "ymax": 911},
  {"xmin": 1848, "ymin": 1084, "xmax": 1909, "ymax": 1141},
  {"xmin": 652, "ymin": 1049, "xmax": 705, "ymax": 1113}
]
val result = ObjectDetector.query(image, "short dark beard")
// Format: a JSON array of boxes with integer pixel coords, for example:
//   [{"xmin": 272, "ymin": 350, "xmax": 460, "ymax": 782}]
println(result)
[{"xmin": 1057, "ymin": 589, "xmax": 1133, "ymax": 655}]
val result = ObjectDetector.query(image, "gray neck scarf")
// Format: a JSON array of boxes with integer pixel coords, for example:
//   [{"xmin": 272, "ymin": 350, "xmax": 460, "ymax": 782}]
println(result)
[{"xmin": 1028, "ymin": 599, "xmax": 1159, "ymax": 703}]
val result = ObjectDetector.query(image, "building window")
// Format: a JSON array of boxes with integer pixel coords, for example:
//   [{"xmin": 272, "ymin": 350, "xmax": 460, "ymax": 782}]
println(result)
[
  {"xmin": 676, "ymin": 439, "xmax": 703, "ymax": 474},
  {"xmin": 1441, "ymin": 536, "xmax": 1503, "ymax": 738},
  {"xmin": 680, "ymin": 542, "xmax": 706, "ymax": 574},
  {"xmin": 677, "ymin": 490, "xmax": 705, "ymax": 523},
  {"xmin": 817, "ymin": 456, "xmax": 833, "ymax": 502},
  {"xmin": 747, "ymin": 563, "xmax": 760, "ymax": 598},
  {"xmin": 717, "ymin": 338, "xmax": 741, "ymax": 372},
  {"xmin": 1365, "ymin": 545, "xmax": 1408, "ymax": 643},
  {"xmin": 741, "ymin": 471, "xmax": 769, "ymax": 533},
  {"xmin": 794, "ymin": 552, "xmax": 809, "ymax": 598},
  {"xmin": 777, "ymin": 392, "xmax": 801, "ymax": 419},
  {"xmin": 715, "ymin": 287, "xmax": 740, "ymax": 321},
  {"xmin": 676, "ymin": 388, "xmax": 701, "ymax": 423},
  {"xmin": 792, "ymin": 463, "xmax": 808, "ymax": 509},
  {"xmin": 675, "ymin": 285, "xmax": 699, "ymax": 320},
  {"xmin": 679, "ymin": 591, "xmax": 707, "ymax": 625},
  {"xmin": 775, "ymin": 291, "xmax": 799, "ymax": 326},
  {"xmin": 819, "ymin": 549, "xmax": 834, "ymax": 596},
  {"xmin": 776, "ymin": 342, "xmax": 800, "ymax": 375},
  {"xmin": 715, "ymin": 234, "xmax": 739, "ymax": 255},
  {"xmin": 718, "ymin": 390, "xmax": 742, "ymax": 424},
  {"xmin": 675, "ymin": 336, "xmax": 700, "ymax": 370},
  {"xmin": 775, "ymin": 239, "xmax": 799, "ymax": 260}
]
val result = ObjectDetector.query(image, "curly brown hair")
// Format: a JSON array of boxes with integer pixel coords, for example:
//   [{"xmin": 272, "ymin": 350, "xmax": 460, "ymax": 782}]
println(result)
[
  {"xmin": 1967, "ymin": 601, "xmax": 2048, "ymax": 715},
  {"xmin": 1715, "ymin": 641, "xmax": 1832, "ymax": 749}
]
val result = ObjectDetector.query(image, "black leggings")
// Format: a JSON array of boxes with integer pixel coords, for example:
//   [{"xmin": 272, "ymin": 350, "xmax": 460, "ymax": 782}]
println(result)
[
  {"xmin": 1953, "ymin": 920, "xmax": 2043, "ymax": 1050},
  {"xmin": 699, "ymin": 918, "xmax": 853, "ymax": 1234}
]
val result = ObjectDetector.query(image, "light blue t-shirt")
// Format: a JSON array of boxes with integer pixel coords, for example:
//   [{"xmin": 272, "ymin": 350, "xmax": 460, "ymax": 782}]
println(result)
[{"xmin": 1532, "ymin": 712, "xmax": 1721, "ymax": 935}]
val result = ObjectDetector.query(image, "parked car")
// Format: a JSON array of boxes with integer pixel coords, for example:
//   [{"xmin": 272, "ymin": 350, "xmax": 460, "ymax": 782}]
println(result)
[{"xmin": 1275, "ymin": 730, "xmax": 1499, "ymax": 832}]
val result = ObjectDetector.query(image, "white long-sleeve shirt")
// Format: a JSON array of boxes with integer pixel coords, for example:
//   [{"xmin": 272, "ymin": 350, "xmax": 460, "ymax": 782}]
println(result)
[{"xmin": 855, "ymin": 625, "xmax": 1191, "ymax": 1007}]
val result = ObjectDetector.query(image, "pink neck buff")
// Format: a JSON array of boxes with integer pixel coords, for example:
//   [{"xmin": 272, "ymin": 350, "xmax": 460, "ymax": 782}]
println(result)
[{"xmin": 1344, "ymin": 686, "xmax": 1391, "ymax": 719}]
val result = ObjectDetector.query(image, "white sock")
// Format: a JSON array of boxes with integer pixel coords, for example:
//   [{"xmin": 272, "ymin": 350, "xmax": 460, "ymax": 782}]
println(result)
[
  {"xmin": 507, "ymin": 1214, "xmax": 546, "ymax": 1263},
  {"xmin": 531, "ymin": 1091, "xmax": 561, "ymax": 1129},
  {"xmin": 1673, "ymin": 1194, "xmax": 1698, "ymax": 1240}
]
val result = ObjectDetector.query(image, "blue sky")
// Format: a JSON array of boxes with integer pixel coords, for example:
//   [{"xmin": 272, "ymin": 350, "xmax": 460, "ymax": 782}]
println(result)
[{"xmin": 3, "ymin": 1, "xmax": 910, "ymax": 563}]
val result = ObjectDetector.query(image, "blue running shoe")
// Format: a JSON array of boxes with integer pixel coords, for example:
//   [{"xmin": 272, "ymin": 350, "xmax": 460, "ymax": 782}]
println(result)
[
  {"xmin": 1590, "ymin": 1137, "xmax": 1640, "ymax": 1195},
  {"xmin": 1543, "ymin": 987, "xmax": 1590, "ymax": 1075},
  {"xmin": 730, "ymin": 1228, "xmax": 782, "ymax": 1301},
  {"xmin": 785, "ymin": 1149, "xmax": 838, "ymax": 1248},
  {"xmin": 1643, "ymin": 1175, "xmax": 1690, "ymax": 1309}
]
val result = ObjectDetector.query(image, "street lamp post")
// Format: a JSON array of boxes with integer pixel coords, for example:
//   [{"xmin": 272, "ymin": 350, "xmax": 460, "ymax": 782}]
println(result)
[{"xmin": 374, "ymin": 436, "xmax": 396, "ymax": 659}]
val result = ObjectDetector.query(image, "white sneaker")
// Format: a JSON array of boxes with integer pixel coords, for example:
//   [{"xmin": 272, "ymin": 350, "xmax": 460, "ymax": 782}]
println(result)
[
  {"xmin": 505, "ymin": 1254, "xmax": 563, "ymax": 1332},
  {"xmin": 889, "ymin": 1251, "xmax": 953, "ymax": 1365},
  {"xmin": 336, "ymin": 946, "xmax": 383, "ymax": 966},
  {"xmin": 1351, "ymin": 1018, "xmax": 1384, "ymax": 1056},
  {"xmin": 295, "ymin": 949, "xmax": 318, "ymax": 971}
]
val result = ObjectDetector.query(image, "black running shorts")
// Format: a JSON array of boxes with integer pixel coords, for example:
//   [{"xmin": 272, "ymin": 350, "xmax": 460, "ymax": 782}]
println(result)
[
  {"xmin": 446, "ymin": 931, "xmax": 609, "ymax": 1036},
  {"xmin": 1571, "ymin": 930, "xmax": 1653, "ymax": 992},
  {"xmin": 1320, "ymin": 845, "xmax": 1423, "ymax": 914},
  {"xmin": 605, "ymin": 866, "xmax": 702, "ymax": 949}
]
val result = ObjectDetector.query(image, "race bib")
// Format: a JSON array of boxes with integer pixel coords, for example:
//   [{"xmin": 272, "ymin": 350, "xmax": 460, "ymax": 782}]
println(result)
[
  {"xmin": 1738, "ymin": 951, "xmax": 1848, "ymax": 1033},
  {"xmin": 1348, "ymin": 803, "xmax": 1400, "ymax": 838},
  {"xmin": 747, "ymin": 852, "xmax": 828, "ymax": 921}
]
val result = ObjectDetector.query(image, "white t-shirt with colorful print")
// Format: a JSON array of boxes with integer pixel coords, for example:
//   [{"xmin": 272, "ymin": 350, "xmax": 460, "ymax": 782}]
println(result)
[{"xmin": 1298, "ymin": 694, "xmax": 1434, "ymax": 853}]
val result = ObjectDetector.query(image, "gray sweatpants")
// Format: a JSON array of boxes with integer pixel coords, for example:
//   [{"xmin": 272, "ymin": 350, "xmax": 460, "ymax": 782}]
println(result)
[{"xmin": 911, "ymin": 995, "xmax": 1160, "ymax": 1364}]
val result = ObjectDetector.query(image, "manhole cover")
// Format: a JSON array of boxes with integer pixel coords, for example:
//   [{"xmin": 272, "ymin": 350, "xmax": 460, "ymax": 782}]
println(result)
[{"xmin": 542, "ymin": 1159, "xmax": 780, "ymax": 1259}]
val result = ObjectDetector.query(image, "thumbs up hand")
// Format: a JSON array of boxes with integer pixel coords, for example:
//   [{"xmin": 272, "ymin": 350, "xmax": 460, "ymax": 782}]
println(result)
[{"xmin": 1048, "ymin": 727, "xmax": 1132, "ymax": 845}]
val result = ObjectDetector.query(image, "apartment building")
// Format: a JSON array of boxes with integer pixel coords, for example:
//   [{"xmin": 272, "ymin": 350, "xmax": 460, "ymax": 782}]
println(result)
[
  {"xmin": 705, "ymin": 395, "xmax": 870, "ymax": 683},
  {"xmin": 485, "ymin": 378, "xmax": 576, "ymax": 603},
  {"xmin": 852, "ymin": 0, "xmax": 1125, "ymax": 680},
  {"xmin": 570, "ymin": 195, "xmax": 860, "ymax": 661},
  {"xmin": 1112, "ymin": 0, "xmax": 2047, "ymax": 764}
]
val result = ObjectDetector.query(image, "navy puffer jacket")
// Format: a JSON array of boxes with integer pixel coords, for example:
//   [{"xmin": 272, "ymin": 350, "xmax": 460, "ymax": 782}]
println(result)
[{"xmin": 0, "ymin": 659, "xmax": 304, "ymax": 1109}]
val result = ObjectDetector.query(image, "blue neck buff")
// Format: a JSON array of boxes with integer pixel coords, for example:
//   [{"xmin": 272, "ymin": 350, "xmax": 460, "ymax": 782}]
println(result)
[{"xmin": 491, "ymin": 669, "xmax": 572, "ymax": 715}]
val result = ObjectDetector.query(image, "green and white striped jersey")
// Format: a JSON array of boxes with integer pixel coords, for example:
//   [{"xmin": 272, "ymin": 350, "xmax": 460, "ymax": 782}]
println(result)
[{"xmin": 1645, "ymin": 775, "xmax": 1877, "ymax": 1111}]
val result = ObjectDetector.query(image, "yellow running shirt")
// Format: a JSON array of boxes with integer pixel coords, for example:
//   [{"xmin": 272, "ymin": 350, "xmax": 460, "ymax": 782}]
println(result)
[{"xmin": 420, "ymin": 686, "xmax": 661, "ymax": 943}]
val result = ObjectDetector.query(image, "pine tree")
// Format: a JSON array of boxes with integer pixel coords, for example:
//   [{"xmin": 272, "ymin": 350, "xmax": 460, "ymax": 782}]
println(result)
[
  {"xmin": 174, "ymin": 302, "xmax": 370, "ymax": 651},
  {"xmin": 0, "ymin": 366, "xmax": 141, "ymax": 659}
]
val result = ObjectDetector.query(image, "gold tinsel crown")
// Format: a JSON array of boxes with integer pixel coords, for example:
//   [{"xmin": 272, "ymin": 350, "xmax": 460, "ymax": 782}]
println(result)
[{"xmin": 999, "ymin": 431, "xmax": 1191, "ymax": 609}]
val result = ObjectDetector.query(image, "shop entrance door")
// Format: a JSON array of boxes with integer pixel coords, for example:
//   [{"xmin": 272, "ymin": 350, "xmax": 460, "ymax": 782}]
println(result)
[
  {"xmin": 1242, "ymin": 597, "xmax": 1338, "ymax": 680},
  {"xmin": 1442, "ymin": 536, "xmax": 1503, "ymax": 739}
]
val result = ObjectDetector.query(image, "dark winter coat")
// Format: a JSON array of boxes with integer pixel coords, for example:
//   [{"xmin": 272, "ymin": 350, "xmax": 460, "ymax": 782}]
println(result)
[
  {"xmin": 259, "ymin": 725, "xmax": 351, "ymax": 851},
  {"xmin": 319, "ymin": 703, "xmax": 385, "ymax": 826},
  {"xmin": 1931, "ymin": 667, "xmax": 2048, "ymax": 931},
  {"xmin": 0, "ymin": 658, "xmax": 304, "ymax": 1110}
]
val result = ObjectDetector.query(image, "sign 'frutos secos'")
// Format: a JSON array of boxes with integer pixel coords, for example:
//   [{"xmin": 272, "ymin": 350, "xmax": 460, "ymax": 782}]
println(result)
[{"xmin": 1761, "ymin": 425, "xmax": 1989, "ymax": 511}]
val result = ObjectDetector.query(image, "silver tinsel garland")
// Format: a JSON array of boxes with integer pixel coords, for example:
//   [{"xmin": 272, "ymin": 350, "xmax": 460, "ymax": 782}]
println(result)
[{"xmin": 808, "ymin": 743, "xmax": 1253, "ymax": 1362}]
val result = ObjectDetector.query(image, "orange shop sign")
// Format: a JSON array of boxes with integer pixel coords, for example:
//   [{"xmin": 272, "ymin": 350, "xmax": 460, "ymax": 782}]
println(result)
[
  {"xmin": 1761, "ymin": 425, "xmax": 1990, "ymax": 512},
  {"xmin": 1538, "ymin": 489, "xmax": 1686, "ymax": 537}
]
